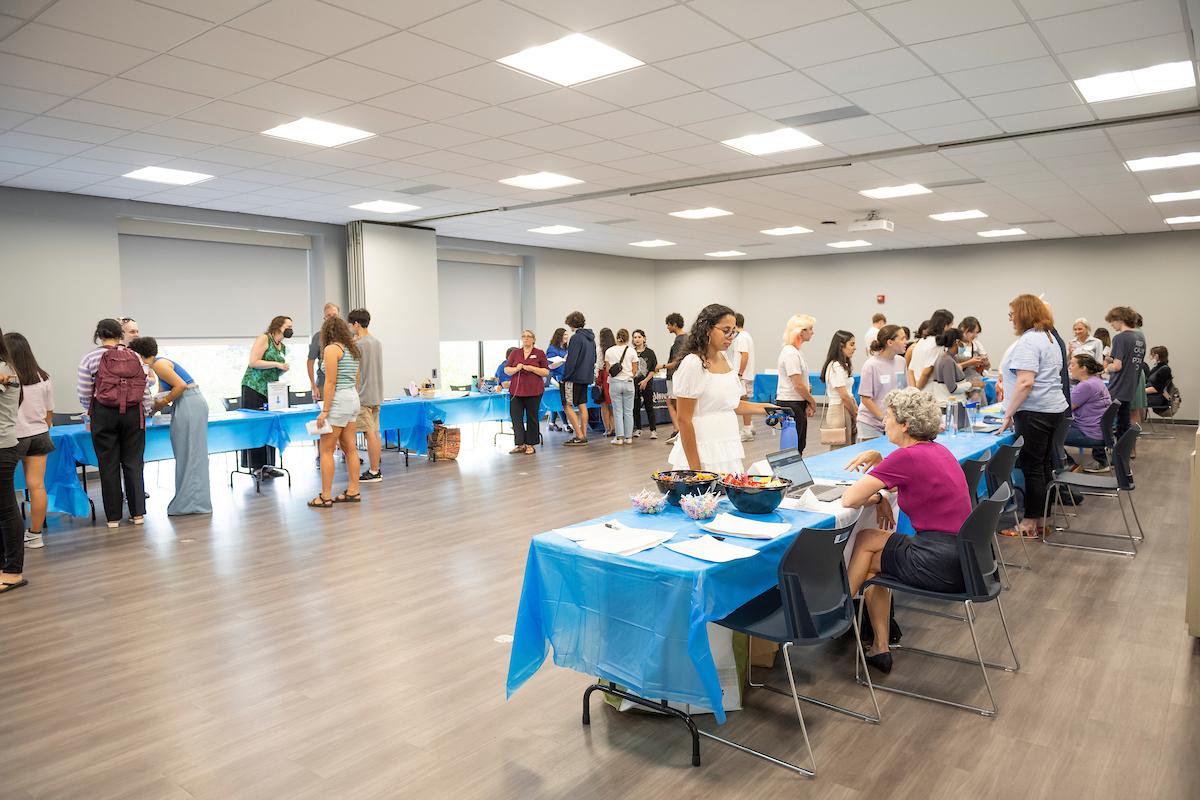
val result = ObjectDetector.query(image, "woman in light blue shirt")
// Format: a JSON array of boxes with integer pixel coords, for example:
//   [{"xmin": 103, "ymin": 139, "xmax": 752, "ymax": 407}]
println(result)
[{"xmin": 999, "ymin": 294, "xmax": 1069, "ymax": 538}]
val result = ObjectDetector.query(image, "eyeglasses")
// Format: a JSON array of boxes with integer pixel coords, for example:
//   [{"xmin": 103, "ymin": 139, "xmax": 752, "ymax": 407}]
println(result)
[{"xmin": 717, "ymin": 326, "xmax": 739, "ymax": 339}]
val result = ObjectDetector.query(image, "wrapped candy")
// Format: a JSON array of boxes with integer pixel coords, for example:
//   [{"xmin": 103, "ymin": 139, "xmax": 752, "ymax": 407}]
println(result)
[
  {"xmin": 679, "ymin": 490, "xmax": 721, "ymax": 521},
  {"xmin": 630, "ymin": 488, "xmax": 668, "ymax": 515}
]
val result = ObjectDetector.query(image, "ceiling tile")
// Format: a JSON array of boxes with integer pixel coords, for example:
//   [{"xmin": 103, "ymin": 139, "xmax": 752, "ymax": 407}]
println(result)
[
  {"xmin": 449, "ymin": 138, "xmax": 540, "ymax": 162},
  {"xmin": 298, "ymin": 148, "xmax": 382, "ymax": 169},
  {"xmin": 910, "ymin": 25, "xmax": 1048, "ymax": 72},
  {"xmin": 430, "ymin": 63, "xmax": 554, "ymax": 105},
  {"xmin": 321, "ymin": 105, "xmax": 424, "ymax": 136},
  {"xmin": 907, "ymin": 119, "xmax": 1003, "ymax": 144},
  {"xmin": 504, "ymin": 124, "xmax": 600, "ymax": 151},
  {"xmin": 412, "ymin": 0, "xmax": 568, "ymax": 60},
  {"xmin": 657, "ymin": 43, "xmax": 790, "ymax": 89},
  {"xmin": 1018, "ymin": 0, "xmax": 1132, "ymax": 19},
  {"xmin": 15, "ymin": 115, "xmax": 128, "ymax": 144},
  {"xmin": 794, "ymin": 115, "xmax": 900, "ymax": 144},
  {"xmin": 35, "ymin": 0, "xmax": 211, "ymax": 50},
  {"xmin": 172, "ymin": 26, "xmax": 323, "ymax": 80},
  {"xmin": 505, "ymin": 88, "xmax": 620, "ymax": 123},
  {"xmin": 943, "ymin": 56, "xmax": 1069, "ymax": 96},
  {"xmin": 683, "ymin": 111, "xmax": 786, "ymax": 142},
  {"xmin": 1054, "ymin": 32, "xmax": 1191, "ymax": 78},
  {"xmin": 0, "ymin": 53, "xmax": 106, "ymax": 95},
  {"xmin": 617, "ymin": 127, "xmax": 715, "ymax": 153},
  {"xmin": 0, "ymin": 145, "xmax": 62, "ymax": 166},
  {"xmin": 993, "ymin": 105, "xmax": 1095, "ymax": 133},
  {"xmin": 367, "ymin": 84, "xmax": 485, "ymax": 121},
  {"xmin": 805, "ymin": 49, "xmax": 933, "ymax": 93},
  {"xmin": 556, "ymin": 140, "xmax": 646, "ymax": 164},
  {"xmin": 1, "ymin": 0, "xmax": 52, "ymax": 19},
  {"xmin": 0, "ymin": 14, "xmax": 22, "ymax": 37},
  {"xmin": 868, "ymin": 0, "xmax": 1025, "ymax": 45},
  {"xmin": 181, "ymin": 100, "xmax": 293, "ymax": 133},
  {"xmin": 0, "ymin": 84, "xmax": 69, "ymax": 115},
  {"xmin": 846, "ymin": 76, "xmax": 961, "ymax": 113},
  {"xmin": 0, "ymin": 131, "xmax": 94, "ymax": 155},
  {"xmin": 228, "ymin": 0, "xmax": 392, "ymax": 55},
  {"xmin": 143, "ymin": 118, "xmax": 248, "ymax": 145},
  {"xmin": 634, "ymin": 92, "xmax": 745, "ymax": 127},
  {"xmin": 81, "ymin": 78, "xmax": 211, "ymax": 116},
  {"xmin": 0, "ymin": 23, "xmax": 154, "ymax": 74},
  {"xmin": 562, "ymin": 109, "xmax": 665, "ymax": 139},
  {"xmin": 393, "ymin": 122, "xmax": 488, "ymax": 149},
  {"xmin": 685, "ymin": 0, "xmax": 856, "ymax": 39},
  {"xmin": 46, "ymin": 98, "xmax": 168, "ymax": 130},
  {"xmin": 339, "ymin": 32, "xmax": 486, "ymax": 82},
  {"xmin": 226, "ymin": 82, "xmax": 347, "ymax": 116},
  {"xmin": 591, "ymin": 5, "xmax": 739, "ymax": 62},
  {"xmin": 224, "ymin": 133, "xmax": 322, "ymax": 158},
  {"xmin": 880, "ymin": 99, "xmax": 985, "ymax": 131},
  {"xmin": 138, "ymin": 0, "xmax": 268, "ymax": 23},
  {"xmin": 443, "ymin": 106, "xmax": 545, "ymax": 137},
  {"xmin": 119, "ymin": 55, "xmax": 262, "ymax": 97},
  {"xmin": 319, "ymin": 0, "xmax": 477, "ymax": 28},
  {"xmin": 177, "ymin": 144, "xmax": 275, "ymax": 166},
  {"xmin": 504, "ymin": 0, "xmax": 674, "ymax": 29},
  {"xmin": 336, "ymin": 134, "xmax": 432, "ymax": 160},
  {"xmin": 754, "ymin": 13, "xmax": 895, "ymax": 69},
  {"xmin": 1035, "ymin": 0, "xmax": 1183, "ymax": 53},
  {"xmin": 971, "ymin": 84, "xmax": 1086, "ymax": 117},
  {"xmin": 1089, "ymin": 87, "xmax": 1197, "ymax": 118},
  {"xmin": 276, "ymin": 59, "xmax": 410, "ymax": 103},
  {"xmin": 711, "ymin": 72, "xmax": 831, "ymax": 110}
]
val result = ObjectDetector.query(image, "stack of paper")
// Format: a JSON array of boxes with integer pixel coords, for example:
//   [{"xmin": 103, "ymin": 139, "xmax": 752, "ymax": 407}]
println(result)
[
  {"xmin": 701, "ymin": 513, "xmax": 791, "ymax": 540},
  {"xmin": 554, "ymin": 520, "xmax": 675, "ymax": 556},
  {"xmin": 666, "ymin": 535, "xmax": 759, "ymax": 563},
  {"xmin": 779, "ymin": 490, "xmax": 864, "ymax": 527}
]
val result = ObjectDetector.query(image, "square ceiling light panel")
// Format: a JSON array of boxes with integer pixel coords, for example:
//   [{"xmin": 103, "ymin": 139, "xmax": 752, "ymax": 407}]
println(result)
[
  {"xmin": 262, "ymin": 117, "xmax": 375, "ymax": 147},
  {"xmin": 827, "ymin": 240, "xmax": 871, "ymax": 248},
  {"xmin": 669, "ymin": 207, "xmax": 732, "ymax": 219},
  {"xmin": 123, "ymin": 166, "xmax": 214, "ymax": 185},
  {"xmin": 350, "ymin": 200, "xmax": 420, "ymax": 213},
  {"xmin": 529, "ymin": 225, "xmax": 583, "ymax": 234},
  {"xmin": 1074, "ymin": 61, "xmax": 1195, "ymax": 103},
  {"xmin": 629, "ymin": 239, "xmax": 675, "ymax": 247},
  {"xmin": 761, "ymin": 225, "xmax": 813, "ymax": 235},
  {"xmin": 977, "ymin": 228, "xmax": 1026, "ymax": 237},
  {"xmin": 930, "ymin": 209, "xmax": 987, "ymax": 221},
  {"xmin": 500, "ymin": 171, "xmax": 584, "ymax": 189},
  {"xmin": 722, "ymin": 127, "xmax": 822, "ymax": 155},
  {"xmin": 860, "ymin": 183, "xmax": 931, "ymax": 199},
  {"xmin": 1124, "ymin": 152, "xmax": 1200, "ymax": 172},
  {"xmin": 498, "ymin": 34, "xmax": 643, "ymax": 86}
]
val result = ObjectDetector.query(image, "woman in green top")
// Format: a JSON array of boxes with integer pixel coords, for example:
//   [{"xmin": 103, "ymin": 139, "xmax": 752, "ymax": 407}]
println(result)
[
  {"xmin": 240, "ymin": 315, "xmax": 292, "ymax": 477},
  {"xmin": 310, "ymin": 316, "xmax": 361, "ymax": 508}
]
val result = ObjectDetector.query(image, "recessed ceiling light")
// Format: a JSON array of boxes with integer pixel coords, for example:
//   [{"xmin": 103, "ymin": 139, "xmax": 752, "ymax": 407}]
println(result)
[
  {"xmin": 705, "ymin": 250, "xmax": 745, "ymax": 257},
  {"xmin": 499, "ymin": 171, "xmax": 584, "ymax": 190},
  {"xmin": 827, "ymin": 240, "xmax": 871, "ymax": 248},
  {"xmin": 528, "ymin": 225, "xmax": 583, "ymax": 234},
  {"xmin": 629, "ymin": 239, "xmax": 675, "ymax": 247},
  {"xmin": 1074, "ymin": 60, "xmax": 1195, "ymax": 103},
  {"xmin": 669, "ymin": 207, "xmax": 732, "ymax": 219},
  {"xmin": 497, "ymin": 33, "xmax": 643, "ymax": 86},
  {"xmin": 122, "ymin": 166, "xmax": 214, "ymax": 185},
  {"xmin": 1165, "ymin": 215, "xmax": 1200, "ymax": 224},
  {"xmin": 1149, "ymin": 189, "xmax": 1200, "ymax": 203},
  {"xmin": 859, "ymin": 184, "xmax": 931, "ymax": 199},
  {"xmin": 977, "ymin": 228, "xmax": 1026, "ymax": 237},
  {"xmin": 930, "ymin": 209, "xmax": 988, "ymax": 221},
  {"xmin": 350, "ymin": 200, "xmax": 420, "ymax": 213},
  {"xmin": 761, "ymin": 225, "xmax": 813, "ymax": 236},
  {"xmin": 721, "ymin": 127, "xmax": 822, "ymax": 156},
  {"xmin": 1124, "ymin": 152, "xmax": 1200, "ymax": 172},
  {"xmin": 261, "ymin": 117, "xmax": 375, "ymax": 147}
]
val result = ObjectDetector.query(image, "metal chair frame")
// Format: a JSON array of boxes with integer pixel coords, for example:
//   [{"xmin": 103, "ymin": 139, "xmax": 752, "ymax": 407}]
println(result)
[{"xmin": 1042, "ymin": 428, "xmax": 1142, "ymax": 557}]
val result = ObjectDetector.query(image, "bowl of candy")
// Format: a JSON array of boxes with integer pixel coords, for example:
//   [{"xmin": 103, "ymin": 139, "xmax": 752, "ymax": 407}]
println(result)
[
  {"xmin": 720, "ymin": 474, "xmax": 792, "ymax": 515},
  {"xmin": 679, "ymin": 490, "xmax": 722, "ymax": 521},
  {"xmin": 652, "ymin": 470, "xmax": 719, "ymax": 506},
  {"xmin": 630, "ymin": 488, "xmax": 668, "ymax": 515}
]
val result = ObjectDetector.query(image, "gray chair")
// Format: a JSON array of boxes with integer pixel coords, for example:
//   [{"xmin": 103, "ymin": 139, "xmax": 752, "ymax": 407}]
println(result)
[
  {"xmin": 860, "ymin": 485, "xmax": 1019, "ymax": 717},
  {"xmin": 1042, "ymin": 428, "xmax": 1142, "ymax": 557},
  {"xmin": 710, "ymin": 521, "xmax": 880, "ymax": 777},
  {"xmin": 962, "ymin": 451, "xmax": 1017, "ymax": 590},
  {"xmin": 288, "ymin": 389, "xmax": 313, "ymax": 406},
  {"xmin": 985, "ymin": 436, "xmax": 1033, "ymax": 572},
  {"xmin": 221, "ymin": 396, "xmax": 240, "ymax": 412}
]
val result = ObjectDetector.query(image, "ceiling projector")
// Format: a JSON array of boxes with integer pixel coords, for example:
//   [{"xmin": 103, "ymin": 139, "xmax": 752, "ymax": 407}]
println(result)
[{"xmin": 848, "ymin": 215, "xmax": 895, "ymax": 233}]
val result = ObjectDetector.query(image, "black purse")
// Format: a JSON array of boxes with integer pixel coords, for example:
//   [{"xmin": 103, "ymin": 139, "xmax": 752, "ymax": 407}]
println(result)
[{"xmin": 608, "ymin": 346, "xmax": 629, "ymax": 377}]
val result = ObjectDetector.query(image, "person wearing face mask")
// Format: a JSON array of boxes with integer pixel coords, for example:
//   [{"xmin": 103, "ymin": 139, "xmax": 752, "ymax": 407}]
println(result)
[{"xmin": 240, "ymin": 315, "xmax": 292, "ymax": 479}]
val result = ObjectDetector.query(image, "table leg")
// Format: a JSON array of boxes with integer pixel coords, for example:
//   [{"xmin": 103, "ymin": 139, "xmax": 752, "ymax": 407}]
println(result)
[{"xmin": 582, "ymin": 682, "xmax": 701, "ymax": 767}]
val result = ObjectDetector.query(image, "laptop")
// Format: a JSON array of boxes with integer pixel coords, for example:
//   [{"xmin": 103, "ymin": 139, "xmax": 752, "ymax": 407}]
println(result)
[{"xmin": 766, "ymin": 450, "xmax": 850, "ymax": 502}]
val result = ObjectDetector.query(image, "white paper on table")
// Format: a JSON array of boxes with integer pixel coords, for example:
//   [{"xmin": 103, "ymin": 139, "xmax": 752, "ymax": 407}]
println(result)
[
  {"xmin": 666, "ymin": 535, "xmax": 759, "ymax": 563},
  {"xmin": 306, "ymin": 419, "xmax": 332, "ymax": 436},
  {"xmin": 554, "ymin": 520, "xmax": 623, "ymax": 542},
  {"xmin": 577, "ymin": 528, "xmax": 675, "ymax": 556},
  {"xmin": 548, "ymin": 355, "xmax": 566, "ymax": 366},
  {"xmin": 781, "ymin": 490, "xmax": 864, "ymax": 527},
  {"xmin": 702, "ymin": 513, "xmax": 791, "ymax": 540}
]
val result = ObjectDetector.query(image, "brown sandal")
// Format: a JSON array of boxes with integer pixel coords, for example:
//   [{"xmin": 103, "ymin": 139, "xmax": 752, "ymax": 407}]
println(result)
[
  {"xmin": 308, "ymin": 495, "xmax": 333, "ymax": 508},
  {"xmin": 509, "ymin": 446, "xmax": 524, "ymax": 454},
  {"xmin": 525, "ymin": 445, "xmax": 536, "ymax": 454}
]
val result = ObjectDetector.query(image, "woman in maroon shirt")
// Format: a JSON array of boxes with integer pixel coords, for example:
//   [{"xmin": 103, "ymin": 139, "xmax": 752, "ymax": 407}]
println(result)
[{"xmin": 505, "ymin": 329, "xmax": 550, "ymax": 454}]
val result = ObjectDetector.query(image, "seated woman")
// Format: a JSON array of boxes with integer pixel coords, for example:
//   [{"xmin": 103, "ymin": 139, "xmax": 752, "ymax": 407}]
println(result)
[
  {"xmin": 1145, "ymin": 346, "xmax": 1173, "ymax": 410},
  {"xmin": 929, "ymin": 328, "xmax": 972, "ymax": 403},
  {"xmin": 839, "ymin": 388, "xmax": 973, "ymax": 674},
  {"xmin": 1065, "ymin": 354, "xmax": 1111, "ymax": 471}
]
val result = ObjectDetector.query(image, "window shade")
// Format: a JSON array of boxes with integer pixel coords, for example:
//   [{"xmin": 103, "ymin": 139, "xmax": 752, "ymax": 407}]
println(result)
[{"xmin": 437, "ymin": 260, "xmax": 521, "ymax": 341}]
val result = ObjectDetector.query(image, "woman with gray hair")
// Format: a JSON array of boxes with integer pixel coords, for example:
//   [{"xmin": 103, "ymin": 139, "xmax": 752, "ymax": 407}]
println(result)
[
  {"xmin": 1067, "ymin": 318, "xmax": 1104, "ymax": 365},
  {"xmin": 838, "ymin": 387, "xmax": 974, "ymax": 674}
]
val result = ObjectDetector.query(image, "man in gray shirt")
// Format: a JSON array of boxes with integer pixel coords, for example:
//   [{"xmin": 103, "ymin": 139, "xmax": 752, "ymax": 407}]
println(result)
[
  {"xmin": 1103, "ymin": 305, "xmax": 1145, "ymax": 441},
  {"xmin": 307, "ymin": 302, "xmax": 340, "ymax": 401},
  {"xmin": 349, "ymin": 308, "xmax": 384, "ymax": 482}
]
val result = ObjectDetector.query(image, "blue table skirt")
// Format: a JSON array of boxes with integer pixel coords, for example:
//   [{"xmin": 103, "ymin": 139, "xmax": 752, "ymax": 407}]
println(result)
[
  {"xmin": 506, "ymin": 429, "xmax": 1015, "ymax": 721},
  {"xmin": 752, "ymin": 373, "xmax": 996, "ymax": 405}
]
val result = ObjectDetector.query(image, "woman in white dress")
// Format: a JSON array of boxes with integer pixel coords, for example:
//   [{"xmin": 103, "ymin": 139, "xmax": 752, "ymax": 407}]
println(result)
[{"xmin": 668, "ymin": 304, "xmax": 781, "ymax": 474}]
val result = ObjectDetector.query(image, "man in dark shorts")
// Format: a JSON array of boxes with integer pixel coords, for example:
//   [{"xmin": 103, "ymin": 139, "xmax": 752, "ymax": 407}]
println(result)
[{"xmin": 560, "ymin": 311, "xmax": 596, "ymax": 446}]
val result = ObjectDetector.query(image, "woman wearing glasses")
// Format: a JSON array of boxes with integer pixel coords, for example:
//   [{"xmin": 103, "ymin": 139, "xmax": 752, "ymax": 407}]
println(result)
[
  {"xmin": 775, "ymin": 313, "xmax": 818, "ymax": 455},
  {"xmin": 667, "ymin": 304, "xmax": 780, "ymax": 474}
]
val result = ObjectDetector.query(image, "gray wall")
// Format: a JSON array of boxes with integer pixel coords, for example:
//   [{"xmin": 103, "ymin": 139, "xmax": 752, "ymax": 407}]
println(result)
[{"xmin": 0, "ymin": 187, "xmax": 346, "ymax": 410}]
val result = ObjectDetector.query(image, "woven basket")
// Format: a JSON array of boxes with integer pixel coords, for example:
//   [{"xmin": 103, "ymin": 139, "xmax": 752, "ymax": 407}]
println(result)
[{"xmin": 427, "ymin": 422, "xmax": 460, "ymax": 462}]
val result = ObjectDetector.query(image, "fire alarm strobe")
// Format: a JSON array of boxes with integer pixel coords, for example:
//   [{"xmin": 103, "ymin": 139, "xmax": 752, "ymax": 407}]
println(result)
[{"xmin": 848, "ymin": 211, "xmax": 894, "ymax": 233}]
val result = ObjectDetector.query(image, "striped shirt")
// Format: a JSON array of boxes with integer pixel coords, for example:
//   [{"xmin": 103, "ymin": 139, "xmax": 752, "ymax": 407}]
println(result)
[{"xmin": 77, "ymin": 346, "xmax": 153, "ymax": 418}]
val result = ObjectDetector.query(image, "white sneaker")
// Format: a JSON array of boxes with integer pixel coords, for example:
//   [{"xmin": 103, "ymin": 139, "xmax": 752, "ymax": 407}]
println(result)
[
  {"xmin": 649, "ymin": 431, "xmax": 658, "ymax": 440},
  {"xmin": 622, "ymin": 437, "xmax": 632, "ymax": 445},
  {"xmin": 745, "ymin": 427, "xmax": 756, "ymax": 437},
  {"xmin": 610, "ymin": 437, "xmax": 622, "ymax": 445},
  {"xmin": 633, "ymin": 430, "xmax": 641, "ymax": 437},
  {"xmin": 24, "ymin": 531, "xmax": 43, "ymax": 549},
  {"xmin": 740, "ymin": 430, "xmax": 753, "ymax": 442}
]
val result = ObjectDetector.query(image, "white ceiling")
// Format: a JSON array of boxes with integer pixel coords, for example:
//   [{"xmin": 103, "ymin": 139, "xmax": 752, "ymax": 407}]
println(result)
[{"xmin": 1, "ymin": 0, "xmax": 1199, "ymax": 259}]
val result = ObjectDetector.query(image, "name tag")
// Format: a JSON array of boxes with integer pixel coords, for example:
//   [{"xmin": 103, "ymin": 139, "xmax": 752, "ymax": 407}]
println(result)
[{"xmin": 879, "ymin": 374, "xmax": 891, "ymax": 385}]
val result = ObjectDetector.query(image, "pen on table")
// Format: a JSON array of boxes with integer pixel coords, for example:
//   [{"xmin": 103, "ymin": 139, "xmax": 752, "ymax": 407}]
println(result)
[{"xmin": 690, "ymin": 534, "xmax": 725, "ymax": 541}]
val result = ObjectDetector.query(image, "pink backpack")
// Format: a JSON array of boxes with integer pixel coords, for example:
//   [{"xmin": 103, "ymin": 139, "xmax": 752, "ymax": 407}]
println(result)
[{"xmin": 92, "ymin": 345, "xmax": 147, "ymax": 426}]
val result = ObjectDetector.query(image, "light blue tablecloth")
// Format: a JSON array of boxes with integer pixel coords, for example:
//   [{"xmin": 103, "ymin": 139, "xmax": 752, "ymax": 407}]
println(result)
[
  {"xmin": 505, "ymin": 429, "xmax": 1015, "ymax": 722},
  {"xmin": 752, "ymin": 372, "xmax": 997, "ymax": 404}
]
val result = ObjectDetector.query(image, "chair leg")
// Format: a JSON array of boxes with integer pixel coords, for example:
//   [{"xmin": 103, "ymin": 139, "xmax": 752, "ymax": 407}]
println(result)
[
  {"xmin": 1125, "ymin": 491, "xmax": 1145, "ymax": 542},
  {"xmin": 747, "ymin": 636, "xmax": 765, "ymax": 688},
  {"xmin": 994, "ymin": 596, "xmax": 1020, "ymax": 672},
  {"xmin": 1043, "ymin": 483, "xmax": 1136, "ymax": 557},
  {"xmin": 750, "ymin": 633, "xmax": 880, "ymax": 724},
  {"xmin": 993, "ymin": 532, "xmax": 1012, "ymax": 589},
  {"xmin": 780, "ymin": 644, "xmax": 818, "ymax": 776},
  {"xmin": 963, "ymin": 600, "xmax": 999, "ymax": 717}
]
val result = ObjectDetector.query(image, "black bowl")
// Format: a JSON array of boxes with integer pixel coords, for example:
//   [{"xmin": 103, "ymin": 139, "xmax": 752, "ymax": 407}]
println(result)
[
  {"xmin": 720, "ymin": 477, "xmax": 792, "ymax": 515},
  {"xmin": 652, "ymin": 470, "xmax": 719, "ymax": 506}
]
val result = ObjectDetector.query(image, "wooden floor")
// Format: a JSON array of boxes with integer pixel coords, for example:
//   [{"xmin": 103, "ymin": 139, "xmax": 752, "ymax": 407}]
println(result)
[{"xmin": 3, "ymin": 422, "xmax": 1198, "ymax": 800}]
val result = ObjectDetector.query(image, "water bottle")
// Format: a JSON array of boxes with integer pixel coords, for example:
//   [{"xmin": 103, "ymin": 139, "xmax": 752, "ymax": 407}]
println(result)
[
  {"xmin": 946, "ymin": 400, "xmax": 959, "ymax": 437},
  {"xmin": 966, "ymin": 400, "xmax": 979, "ymax": 431}
]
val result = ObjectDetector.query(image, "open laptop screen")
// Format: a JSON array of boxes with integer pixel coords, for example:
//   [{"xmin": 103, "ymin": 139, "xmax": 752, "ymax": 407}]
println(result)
[{"xmin": 766, "ymin": 449, "xmax": 814, "ymax": 490}]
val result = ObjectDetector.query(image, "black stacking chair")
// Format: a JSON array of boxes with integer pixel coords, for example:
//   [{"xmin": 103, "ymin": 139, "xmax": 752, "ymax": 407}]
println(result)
[
  {"xmin": 713, "ymin": 522, "xmax": 880, "ymax": 777},
  {"xmin": 860, "ymin": 485, "xmax": 1019, "ymax": 717},
  {"xmin": 985, "ymin": 436, "xmax": 1033, "ymax": 571},
  {"xmin": 961, "ymin": 451, "xmax": 1016, "ymax": 590},
  {"xmin": 288, "ymin": 389, "xmax": 313, "ymax": 406},
  {"xmin": 1042, "ymin": 428, "xmax": 1142, "ymax": 557}
]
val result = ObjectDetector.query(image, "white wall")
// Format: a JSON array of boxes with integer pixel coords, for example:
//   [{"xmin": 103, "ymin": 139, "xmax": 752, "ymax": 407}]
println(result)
[{"xmin": 0, "ymin": 187, "xmax": 346, "ymax": 410}]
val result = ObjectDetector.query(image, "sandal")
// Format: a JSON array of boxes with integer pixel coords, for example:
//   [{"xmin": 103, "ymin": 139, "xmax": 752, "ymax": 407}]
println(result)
[
  {"xmin": 0, "ymin": 579, "xmax": 28, "ymax": 593},
  {"xmin": 308, "ymin": 495, "xmax": 333, "ymax": 508},
  {"xmin": 509, "ymin": 446, "xmax": 524, "ymax": 454},
  {"xmin": 525, "ymin": 445, "xmax": 536, "ymax": 454},
  {"xmin": 333, "ymin": 492, "xmax": 361, "ymax": 503}
]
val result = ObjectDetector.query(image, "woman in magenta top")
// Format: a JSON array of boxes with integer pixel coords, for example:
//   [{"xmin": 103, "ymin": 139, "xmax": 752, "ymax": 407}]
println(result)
[
  {"xmin": 504, "ymin": 329, "xmax": 550, "ymax": 455},
  {"xmin": 839, "ymin": 387, "xmax": 972, "ymax": 674}
]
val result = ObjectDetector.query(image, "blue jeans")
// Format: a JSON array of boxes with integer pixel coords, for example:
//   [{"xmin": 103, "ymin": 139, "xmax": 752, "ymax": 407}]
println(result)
[
  {"xmin": 610, "ymin": 380, "xmax": 635, "ymax": 438},
  {"xmin": 1064, "ymin": 426, "xmax": 1106, "ymax": 465}
]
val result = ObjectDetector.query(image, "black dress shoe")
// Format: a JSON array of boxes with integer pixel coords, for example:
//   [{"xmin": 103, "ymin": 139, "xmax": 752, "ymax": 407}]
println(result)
[
  {"xmin": 865, "ymin": 651, "xmax": 893, "ymax": 674},
  {"xmin": 889, "ymin": 618, "xmax": 903, "ymax": 645}
]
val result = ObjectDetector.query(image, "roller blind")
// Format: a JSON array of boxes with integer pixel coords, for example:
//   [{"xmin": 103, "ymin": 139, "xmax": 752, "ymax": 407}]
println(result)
[
  {"xmin": 437, "ymin": 260, "xmax": 521, "ymax": 341},
  {"xmin": 118, "ymin": 234, "xmax": 312, "ymax": 338}
]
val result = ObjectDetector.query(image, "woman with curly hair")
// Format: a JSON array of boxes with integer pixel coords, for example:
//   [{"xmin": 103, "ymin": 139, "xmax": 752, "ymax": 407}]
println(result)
[
  {"xmin": 667, "ymin": 303, "xmax": 780, "ymax": 474},
  {"xmin": 310, "ymin": 315, "xmax": 361, "ymax": 509}
]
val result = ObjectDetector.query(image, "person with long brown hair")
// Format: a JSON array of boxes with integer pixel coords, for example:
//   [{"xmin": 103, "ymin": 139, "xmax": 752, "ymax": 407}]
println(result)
[
  {"xmin": 0, "ymin": 328, "xmax": 27, "ymax": 590},
  {"xmin": 310, "ymin": 315, "xmax": 361, "ymax": 508},
  {"xmin": 999, "ymin": 294, "xmax": 1069, "ymax": 538},
  {"xmin": 240, "ymin": 315, "xmax": 292, "ymax": 479},
  {"xmin": 2, "ymin": 332, "xmax": 53, "ymax": 549}
]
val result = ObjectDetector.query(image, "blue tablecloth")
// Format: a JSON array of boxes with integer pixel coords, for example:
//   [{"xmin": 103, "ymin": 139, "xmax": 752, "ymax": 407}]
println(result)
[
  {"xmin": 506, "ymin": 429, "xmax": 1015, "ymax": 722},
  {"xmin": 751, "ymin": 372, "xmax": 996, "ymax": 404}
]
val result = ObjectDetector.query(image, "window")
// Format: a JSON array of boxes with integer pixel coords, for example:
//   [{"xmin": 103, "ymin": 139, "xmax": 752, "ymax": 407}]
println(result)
[{"xmin": 153, "ymin": 337, "xmax": 312, "ymax": 414}]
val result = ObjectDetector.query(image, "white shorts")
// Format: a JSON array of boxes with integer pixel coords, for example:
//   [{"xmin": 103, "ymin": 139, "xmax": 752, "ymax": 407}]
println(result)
[{"xmin": 327, "ymin": 387, "xmax": 361, "ymax": 429}]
